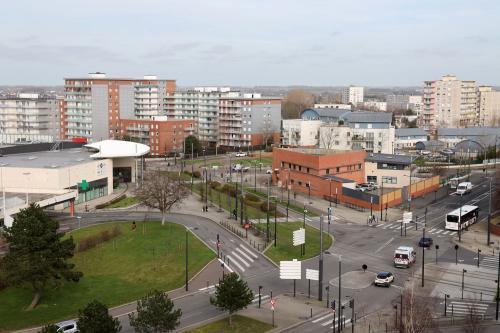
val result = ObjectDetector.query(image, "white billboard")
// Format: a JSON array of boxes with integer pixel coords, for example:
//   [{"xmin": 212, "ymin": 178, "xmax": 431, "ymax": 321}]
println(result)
[
  {"xmin": 403, "ymin": 212, "xmax": 413, "ymax": 224},
  {"xmin": 293, "ymin": 228, "xmax": 305, "ymax": 246},
  {"xmin": 280, "ymin": 259, "xmax": 302, "ymax": 280},
  {"xmin": 305, "ymin": 268, "xmax": 319, "ymax": 281}
]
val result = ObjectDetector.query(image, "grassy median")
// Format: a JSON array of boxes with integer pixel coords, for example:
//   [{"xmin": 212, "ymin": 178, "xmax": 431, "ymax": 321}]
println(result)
[
  {"xmin": 0, "ymin": 221, "xmax": 215, "ymax": 330},
  {"xmin": 185, "ymin": 315, "xmax": 273, "ymax": 333}
]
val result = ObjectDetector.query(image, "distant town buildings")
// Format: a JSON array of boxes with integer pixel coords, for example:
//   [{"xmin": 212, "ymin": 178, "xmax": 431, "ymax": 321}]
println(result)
[
  {"xmin": 314, "ymin": 103, "xmax": 352, "ymax": 110},
  {"xmin": 341, "ymin": 86, "xmax": 364, "ymax": 105},
  {"xmin": 477, "ymin": 86, "xmax": 500, "ymax": 127},
  {"xmin": 0, "ymin": 93, "xmax": 61, "ymax": 144},
  {"xmin": 361, "ymin": 101, "xmax": 387, "ymax": 111},
  {"xmin": 386, "ymin": 94, "xmax": 422, "ymax": 115},
  {"xmin": 421, "ymin": 75, "xmax": 476, "ymax": 129},
  {"xmin": 281, "ymin": 119, "xmax": 322, "ymax": 147},
  {"xmin": 394, "ymin": 128, "xmax": 427, "ymax": 150}
]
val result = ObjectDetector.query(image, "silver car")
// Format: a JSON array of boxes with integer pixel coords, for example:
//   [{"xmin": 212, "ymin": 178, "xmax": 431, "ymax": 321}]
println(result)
[{"xmin": 55, "ymin": 320, "xmax": 78, "ymax": 333}]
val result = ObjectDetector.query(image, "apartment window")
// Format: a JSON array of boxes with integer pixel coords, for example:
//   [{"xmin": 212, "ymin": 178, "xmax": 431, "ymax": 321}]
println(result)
[
  {"xmin": 299, "ymin": 166, "xmax": 302, "ymax": 171},
  {"xmin": 298, "ymin": 181, "xmax": 302, "ymax": 186},
  {"xmin": 367, "ymin": 123, "xmax": 372, "ymax": 129},
  {"xmin": 326, "ymin": 169, "xmax": 330, "ymax": 174},
  {"xmin": 382, "ymin": 176, "xmax": 397, "ymax": 184},
  {"xmin": 336, "ymin": 167, "xmax": 340, "ymax": 172},
  {"xmin": 307, "ymin": 168, "xmax": 310, "ymax": 173}
]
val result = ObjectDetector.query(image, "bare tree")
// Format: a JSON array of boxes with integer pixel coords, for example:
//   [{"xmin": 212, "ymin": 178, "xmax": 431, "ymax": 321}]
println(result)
[
  {"xmin": 319, "ymin": 126, "xmax": 336, "ymax": 149},
  {"xmin": 282, "ymin": 89, "xmax": 315, "ymax": 119},
  {"xmin": 463, "ymin": 303, "xmax": 485, "ymax": 333},
  {"xmin": 136, "ymin": 170, "xmax": 189, "ymax": 225},
  {"xmin": 394, "ymin": 282, "xmax": 438, "ymax": 333},
  {"xmin": 261, "ymin": 119, "xmax": 277, "ymax": 149}
]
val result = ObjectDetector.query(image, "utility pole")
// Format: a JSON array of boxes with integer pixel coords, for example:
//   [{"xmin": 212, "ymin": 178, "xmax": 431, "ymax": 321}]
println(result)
[
  {"xmin": 488, "ymin": 176, "xmax": 492, "ymax": 246},
  {"xmin": 240, "ymin": 170, "xmax": 244, "ymax": 225},
  {"xmin": 266, "ymin": 174, "xmax": 270, "ymax": 243},
  {"xmin": 190, "ymin": 143, "xmax": 194, "ymax": 192},
  {"xmin": 380, "ymin": 179, "xmax": 384, "ymax": 220},
  {"xmin": 318, "ymin": 215, "xmax": 324, "ymax": 301},
  {"xmin": 338, "ymin": 255, "xmax": 342, "ymax": 330},
  {"xmin": 422, "ymin": 227, "xmax": 425, "ymax": 287},
  {"xmin": 286, "ymin": 173, "xmax": 290, "ymax": 223},
  {"xmin": 408, "ymin": 155, "xmax": 413, "ymax": 211},
  {"xmin": 185, "ymin": 228, "xmax": 189, "ymax": 291},
  {"xmin": 496, "ymin": 250, "xmax": 499, "ymax": 320}
]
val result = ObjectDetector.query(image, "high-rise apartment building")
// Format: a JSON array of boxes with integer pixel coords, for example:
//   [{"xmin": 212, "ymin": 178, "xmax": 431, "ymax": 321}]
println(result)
[
  {"xmin": 477, "ymin": 86, "xmax": 500, "ymax": 127},
  {"xmin": 0, "ymin": 93, "xmax": 61, "ymax": 144},
  {"xmin": 62, "ymin": 73, "xmax": 176, "ymax": 141},
  {"xmin": 421, "ymin": 75, "xmax": 476, "ymax": 129},
  {"xmin": 341, "ymin": 86, "xmax": 364, "ymax": 105}
]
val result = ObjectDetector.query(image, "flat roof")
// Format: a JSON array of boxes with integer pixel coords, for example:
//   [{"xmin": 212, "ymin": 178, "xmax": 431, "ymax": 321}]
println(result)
[
  {"xmin": 279, "ymin": 147, "xmax": 353, "ymax": 156},
  {"xmin": 0, "ymin": 148, "xmax": 95, "ymax": 169},
  {"xmin": 365, "ymin": 153, "xmax": 413, "ymax": 165}
]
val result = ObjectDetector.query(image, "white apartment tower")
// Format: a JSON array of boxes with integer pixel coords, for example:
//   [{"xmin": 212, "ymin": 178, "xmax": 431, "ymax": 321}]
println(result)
[
  {"xmin": 341, "ymin": 86, "xmax": 364, "ymax": 105},
  {"xmin": 477, "ymin": 86, "xmax": 500, "ymax": 127},
  {"xmin": 421, "ymin": 75, "xmax": 476, "ymax": 129}
]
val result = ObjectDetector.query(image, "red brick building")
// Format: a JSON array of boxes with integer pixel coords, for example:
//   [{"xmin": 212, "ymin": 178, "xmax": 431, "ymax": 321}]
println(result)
[{"xmin": 272, "ymin": 148, "xmax": 366, "ymax": 200}]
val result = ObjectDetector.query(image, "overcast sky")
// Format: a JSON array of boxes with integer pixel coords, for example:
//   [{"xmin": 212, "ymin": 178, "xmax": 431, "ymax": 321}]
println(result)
[{"xmin": 1, "ymin": 0, "xmax": 499, "ymax": 86}]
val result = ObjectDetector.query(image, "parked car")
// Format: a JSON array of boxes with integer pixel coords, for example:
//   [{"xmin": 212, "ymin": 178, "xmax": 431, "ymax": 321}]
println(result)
[
  {"xmin": 55, "ymin": 320, "xmax": 78, "ymax": 333},
  {"xmin": 266, "ymin": 169, "xmax": 272, "ymax": 174},
  {"xmin": 418, "ymin": 237, "xmax": 433, "ymax": 248},
  {"xmin": 235, "ymin": 152, "xmax": 247, "ymax": 157},
  {"xmin": 232, "ymin": 164, "xmax": 242, "ymax": 171},
  {"xmin": 374, "ymin": 271, "xmax": 394, "ymax": 287}
]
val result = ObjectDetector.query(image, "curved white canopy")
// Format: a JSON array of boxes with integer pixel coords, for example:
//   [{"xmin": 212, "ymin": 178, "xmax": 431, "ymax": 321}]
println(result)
[{"xmin": 84, "ymin": 140, "xmax": 150, "ymax": 158}]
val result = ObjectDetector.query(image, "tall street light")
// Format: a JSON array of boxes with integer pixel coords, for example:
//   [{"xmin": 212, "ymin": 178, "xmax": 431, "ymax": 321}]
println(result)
[
  {"xmin": 338, "ymin": 254, "xmax": 342, "ymax": 329},
  {"xmin": 461, "ymin": 269, "xmax": 467, "ymax": 299}
]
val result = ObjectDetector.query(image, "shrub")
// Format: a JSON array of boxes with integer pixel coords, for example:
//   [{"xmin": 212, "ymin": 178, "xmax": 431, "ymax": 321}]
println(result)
[
  {"xmin": 96, "ymin": 194, "xmax": 127, "ymax": 209},
  {"xmin": 209, "ymin": 181, "xmax": 221, "ymax": 189},
  {"xmin": 244, "ymin": 192, "xmax": 261, "ymax": 202},
  {"xmin": 260, "ymin": 201, "xmax": 276, "ymax": 212},
  {"xmin": 222, "ymin": 184, "xmax": 237, "ymax": 196},
  {"xmin": 193, "ymin": 171, "xmax": 201, "ymax": 178},
  {"xmin": 77, "ymin": 225, "xmax": 122, "ymax": 253}
]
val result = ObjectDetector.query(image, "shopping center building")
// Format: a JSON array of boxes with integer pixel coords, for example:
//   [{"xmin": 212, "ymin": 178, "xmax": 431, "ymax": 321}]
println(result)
[{"xmin": 0, "ymin": 140, "xmax": 149, "ymax": 227}]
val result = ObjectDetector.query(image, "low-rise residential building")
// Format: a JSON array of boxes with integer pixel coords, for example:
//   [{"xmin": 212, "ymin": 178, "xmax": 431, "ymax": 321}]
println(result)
[
  {"xmin": 118, "ymin": 118, "xmax": 195, "ymax": 156},
  {"xmin": 314, "ymin": 103, "xmax": 352, "ymax": 110},
  {"xmin": 395, "ymin": 128, "xmax": 427, "ymax": 150},
  {"xmin": 477, "ymin": 86, "xmax": 500, "ymax": 127},
  {"xmin": 361, "ymin": 101, "xmax": 387, "ymax": 111},
  {"xmin": 437, "ymin": 127, "xmax": 500, "ymax": 149},
  {"xmin": 0, "ymin": 93, "xmax": 61, "ymax": 144},
  {"xmin": 281, "ymin": 119, "xmax": 322, "ymax": 147},
  {"xmin": 342, "ymin": 86, "xmax": 364, "ymax": 105},
  {"xmin": 365, "ymin": 153, "xmax": 412, "ymax": 188}
]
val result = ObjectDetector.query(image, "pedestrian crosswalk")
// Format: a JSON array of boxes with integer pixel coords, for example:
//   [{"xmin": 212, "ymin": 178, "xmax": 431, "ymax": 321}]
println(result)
[
  {"xmin": 480, "ymin": 255, "xmax": 499, "ymax": 270},
  {"xmin": 375, "ymin": 223, "xmax": 457, "ymax": 236},
  {"xmin": 446, "ymin": 301, "xmax": 489, "ymax": 317},
  {"xmin": 251, "ymin": 294, "xmax": 270, "ymax": 304},
  {"xmin": 222, "ymin": 243, "xmax": 259, "ymax": 274},
  {"xmin": 311, "ymin": 312, "xmax": 348, "ymax": 329}
]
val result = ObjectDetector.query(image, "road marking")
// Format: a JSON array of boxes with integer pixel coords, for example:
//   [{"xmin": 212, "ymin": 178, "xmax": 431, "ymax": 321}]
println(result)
[
  {"xmin": 218, "ymin": 258, "xmax": 234, "ymax": 273},
  {"xmin": 375, "ymin": 237, "xmax": 394, "ymax": 254},
  {"xmin": 251, "ymin": 295, "xmax": 270, "ymax": 303},
  {"xmin": 235, "ymin": 247, "xmax": 254, "ymax": 262},
  {"xmin": 381, "ymin": 224, "xmax": 391, "ymax": 229},
  {"xmin": 434, "ymin": 230, "xmax": 442, "ymax": 234},
  {"xmin": 389, "ymin": 224, "xmax": 400, "ymax": 229},
  {"xmin": 375, "ymin": 223, "xmax": 385, "ymax": 228},
  {"xmin": 198, "ymin": 284, "xmax": 217, "ymax": 291},
  {"xmin": 312, "ymin": 313, "xmax": 334, "ymax": 323},
  {"xmin": 226, "ymin": 255, "xmax": 246, "ymax": 272},
  {"xmin": 442, "ymin": 231, "xmax": 450, "ymax": 235},
  {"xmin": 239, "ymin": 244, "xmax": 259, "ymax": 259},
  {"xmin": 230, "ymin": 251, "xmax": 250, "ymax": 267},
  {"xmin": 428, "ymin": 228, "xmax": 436, "ymax": 233},
  {"xmin": 391, "ymin": 285, "xmax": 403, "ymax": 290}
]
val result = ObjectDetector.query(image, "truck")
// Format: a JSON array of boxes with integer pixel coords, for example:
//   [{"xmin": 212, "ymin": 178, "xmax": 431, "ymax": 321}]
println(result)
[
  {"xmin": 394, "ymin": 246, "xmax": 416, "ymax": 268},
  {"xmin": 456, "ymin": 182, "xmax": 472, "ymax": 196}
]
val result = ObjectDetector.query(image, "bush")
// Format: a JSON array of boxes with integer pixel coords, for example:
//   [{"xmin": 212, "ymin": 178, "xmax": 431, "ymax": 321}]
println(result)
[
  {"xmin": 77, "ymin": 225, "xmax": 122, "ymax": 253},
  {"xmin": 96, "ymin": 194, "xmax": 126, "ymax": 209},
  {"xmin": 209, "ymin": 181, "xmax": 221, "ymax": 189},
  {"xmin": 193, "ymin": 171, "xmax": 201, "ymax": 178},
  {"xmin": 244, "ymin": 192, "xmax": 261, "ymax": 202},
  {"xmin": 222, "ymin": 184, "xmax": 237, "ymax": 196},
  {"xmin": 260, "ymin": 201, "xmax": 276, "ymax": 212}
]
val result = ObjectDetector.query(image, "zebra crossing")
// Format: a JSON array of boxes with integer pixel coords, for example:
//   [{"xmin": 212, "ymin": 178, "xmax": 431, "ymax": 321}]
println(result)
[
  {"xmin": 222, "ymin": 243, "xmax": 259, "ymax": 274},
  {"xmin": 376, "ymin": 223, "xmax": 456, "ymax": 236},
  {"xmin": 311, "ymin": 312, "xmax": 349, "ymax": 330},
  {"xmin": 445, "ymin": 301, "xmax": 489, "ymax": 317},
  {"xmin": 251, "ymin": 294, "xmax": 270, "ymax": 304},
  {"xmin": 480, "ymin": 255, "xmax": 499, "ymax": 270}
]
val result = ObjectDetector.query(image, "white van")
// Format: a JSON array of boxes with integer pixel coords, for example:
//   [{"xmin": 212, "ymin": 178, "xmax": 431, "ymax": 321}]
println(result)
[
  {"xmin": 394, "ymin": 246, "xmax": 416, "ymax": 268},
  {"xmin": 456, "ymin": 182, "xmax": 472, "ymax": 196}
]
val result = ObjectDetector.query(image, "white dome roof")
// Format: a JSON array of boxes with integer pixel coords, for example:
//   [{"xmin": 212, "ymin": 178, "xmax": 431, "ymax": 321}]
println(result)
[{"xmin": 84, "ymin": 140, "xmax": 150, "ymax": 158}]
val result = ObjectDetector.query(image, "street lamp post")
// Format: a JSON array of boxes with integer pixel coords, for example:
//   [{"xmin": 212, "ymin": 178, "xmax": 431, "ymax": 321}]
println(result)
[
  {"xmin": 185, "ymin": 228, "xmax": 189, "ymax": 291},
  {"xmin": 302, "ymin": 202, "xmax": 307, "ymax": 256},
  {"xmin": 338, "ymin": 255, "xmax": 342, "ymax": 329},
  {"xmin": 266, "ymin": 174, "xmax": 271, "ymax": 243},
  {"xmin": 258, "ymin": 285, "xmax": 262, "ymax": 308},
  {"xmin": 477, "ymin": 249, "xmax": 482, "ymax": 268},
  {"xmin": 496, "ymin": 250, "xmax": 499, "ymax": 320},
  {"xmin": 435, "ymin": 244, "xmax": 439, "ymax": 264},
  {"xmin": 444, "ymin": 294, "xmax": 450, "ymax": 316},
  {"xmin": 461, "ymin": 269, "xmax": 467, "ymax": 299},
  {"xmin": 380, "ymin": 178, "xmax": 384, "ymax": 220},
  {"xmin": 455, "ymin": 244, "xmax": 459, "ymax": 264},
  {"xmin": 329, "ymin": 179, "xmax": 332, "ymax": 208},
  {"xmin": 318, "ymin": 215, "xmax": 324, "ymax": 302},
  {"xmin": 422, "ymin": 227, "xmax": 425, "ymax": 287}
]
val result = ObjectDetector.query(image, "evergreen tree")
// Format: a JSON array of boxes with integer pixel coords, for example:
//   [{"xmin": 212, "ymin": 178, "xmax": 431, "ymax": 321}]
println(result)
[
  {"xmin": 129, "ymin": 290, "xmax": 182, "ymax": 333},
  {"xmin": 1, "ymin": 204, "xmax": 83, "ymax": 309},
  {"xmin": 77, "ymin": 300, "xmax": 121, "ymax": 333},
  {"xmin": 210, "ymin": 272, "xmax": 254, "ymax": 326},
  {"xmin": 184, "ymin": 135, "xmax": 201, "ymax": 156}
]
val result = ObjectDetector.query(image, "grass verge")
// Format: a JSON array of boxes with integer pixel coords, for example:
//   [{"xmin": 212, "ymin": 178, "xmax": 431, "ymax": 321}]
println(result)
[
  {"xmin": 244, "ymin": 188, "xmax": 319, "ymax": 217},
  {"xmin": 0, "ymin": 221, "xmax": 214, "ymax": 330},
  {"xmin": 264, "ymin": 222, "xmax": 333, "ymax": 264},
  {"xmin": 185, "ymin": 315, "xmax": 273, "ymax": 333},
  {"xmin": 102, "ymin": 196, "xmax": 141, "ymax": 208}
]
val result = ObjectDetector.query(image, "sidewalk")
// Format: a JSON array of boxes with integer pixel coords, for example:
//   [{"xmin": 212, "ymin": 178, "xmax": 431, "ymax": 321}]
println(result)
[{"xmin": 454, "ymin": 221, "xmax": 500, "ymax": 256}]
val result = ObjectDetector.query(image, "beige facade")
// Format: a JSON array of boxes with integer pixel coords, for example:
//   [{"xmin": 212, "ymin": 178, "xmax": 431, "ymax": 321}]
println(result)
[
  {"xmin": 364, "ymin": 161, "xmax": 410, "ymax": 188},
  {"xmin": 477, "ymin": 86, "xmax": 500, "ymax": 127}
]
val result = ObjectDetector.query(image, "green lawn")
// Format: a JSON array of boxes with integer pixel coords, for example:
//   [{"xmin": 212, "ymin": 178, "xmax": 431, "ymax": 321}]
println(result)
[
  {"xmin": 185, "ymin": 315, "xmax": 273, "ymax": 333},
  {"xmin": 164, "ymin": 170, "xmax": 193, "ymax": 181},
  {"xmin": 0, "ymin": 222, "xmax": 215, "ymax": 330},
  {"xmin": 103, "ymin": 196, "xmax": 141, "ymax": 208},
  {"xmin": 236, "ymin": 157, "xmax": 273, "ymax": 167},
  {"xmin": 244, "ymin": 188, "xmax": 319, "ymax": 217},
  {"xmin": 264, "ymin": 222, "xmax": 333, "ymax": 264}
]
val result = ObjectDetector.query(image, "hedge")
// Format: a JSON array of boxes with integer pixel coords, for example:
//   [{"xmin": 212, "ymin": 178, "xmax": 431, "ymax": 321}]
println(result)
[{"xmin": 96, "ymin": 194, "xmax": 126, "ymax": 209}]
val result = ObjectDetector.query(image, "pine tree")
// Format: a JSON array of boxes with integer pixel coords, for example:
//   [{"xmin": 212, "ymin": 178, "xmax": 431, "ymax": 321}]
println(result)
[
  {"xmin": 129, "ymin": 290, "xmax": 182, "ymax": 333},
  {"xmin": 210, "ymin": 272, "xmax": 254, "ymax": 326},
  {"xmin": 77, "ymin": 300, "xmax": 121, "ymax": 333},
  {"xmin": 2, "ymin": 204, "xmax": 83, "ymax": 309}
]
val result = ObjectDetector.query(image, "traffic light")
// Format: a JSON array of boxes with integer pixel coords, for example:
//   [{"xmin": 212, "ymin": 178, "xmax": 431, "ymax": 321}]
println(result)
[
  {"xmin": 331, "ymin": 299, "xmax": 336, "ymax": 311},
  {"xmin": 349, "ymin": 299, "xmax": 354, "ymax": 308}
]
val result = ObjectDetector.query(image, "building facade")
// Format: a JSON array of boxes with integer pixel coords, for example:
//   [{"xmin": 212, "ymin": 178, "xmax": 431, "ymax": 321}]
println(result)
[
  {"xmin": 314, "ymin": 103, "xmax": 352, "ymax": 110},
  {"xmin": 281, "ymin": 119, "xmax": 322, "ymax": 147},
  {"xmin": 365, "ymin": 153, "xmax": 412, "ymax": 188},
  {"xmin": 386, "ymin": 95, "xmax": 423, "ymax": 115},
  {"xmin": 341, "ymin": 86, "xmax": 364, "ymax": 105},
  {"xmin": 395, "ymin": 128, "xmax": 427, "ymax": 150},
  {"xmin": 421, "ymin": 75, "xmax": 476, "ymax": 129},
  {"xmin": 361, "ymin": 101, "xmax": 387, "ymax": 111},
  {"xmin": 477, "ymin": 86, "xmax": 500, "ymax": 127},
  {"xmin": 0, "ymin": 93, "xmax": 60, "ymax": 144},
  {"xmin": 437, "ymin": 127, "xmax": 500, "ymax": 149},
  {"xmin": 62, "ymin": 73, "xmax": 176, "ymax": 141}
]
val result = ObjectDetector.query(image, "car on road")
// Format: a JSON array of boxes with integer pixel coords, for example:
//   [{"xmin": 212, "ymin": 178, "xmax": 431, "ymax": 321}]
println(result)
[
  {"xmin": 418, "ymin": 237, "xmax": 433, "ymax": 248},
  {"xmin": 235, "ymin": 152, "xmax": 247, "ymax": 157},
  {"xmin": 266, "ymin": 169, "xmax": 272, "ymax": 174},
  {"xmin": 394, "ymin": 246, "xmax": 416, "ymax": 268},
  {"xmin": 456, "ymin": 182, "xmax": 472, "ymax": 196},
  {"xmin": 55, "ymin": 320, "xmax": 78, "ymax": 333},
  {"xmin": 374, "ymin": 271, "xmax": 394, "ymax": 287}
]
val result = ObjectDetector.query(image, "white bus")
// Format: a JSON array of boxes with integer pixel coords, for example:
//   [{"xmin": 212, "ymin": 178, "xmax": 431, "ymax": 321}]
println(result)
[{"xmin": 445, "ymin": 205, "xmax": 479, "ymax": 231}]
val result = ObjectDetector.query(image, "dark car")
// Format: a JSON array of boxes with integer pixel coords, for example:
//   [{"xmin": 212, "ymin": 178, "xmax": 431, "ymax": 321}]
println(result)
[{"xmin": 418, "ymin": 237, "xmax": 433, "ymax": 248}]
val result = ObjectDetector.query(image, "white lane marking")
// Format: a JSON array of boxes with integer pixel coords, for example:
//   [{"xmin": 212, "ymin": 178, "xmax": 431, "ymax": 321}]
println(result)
[
  {"xmin": 442, "ymin": 231, "xmax": 450, "ymax": 235},
  {"xmin": 235, "ymin": 247, "xmax": 254, "ymax": 263},
  {"xmin": 226, "ymin": 255, "xmax": 246, "ymax": 272},
  {"xmin": 230, "ymin": 251, "xmax": 250, "ymax": 267},
  {"xmin": 325, "ymin": 316, "xmax": 345, "ymax": 327},
  {"xmin": 198, "ymin": 284, "xmax": 217, "ymax": 291},
  {"xmin": 375, "ymin": 237, "xmax": 394, "ymax": 254},
  {"xmin": 392, "ymin": 285, "xmax": 403, "ymax": 290},
  {"xmin": 312, "ymin": 313, "xmax": 334, "ymax": 323},
  {"xmin": 375, "ymin": 223, "xmax": 385, "ymax": 228},
  {"xmin": 251, "ymin": 295, "xmax": 270, "ymax": 303},
  {"xmin": 239, "ymin": 244, "xmax": 259, "ymax": 259},
  {"xmin": 428, "ymin": 228, "xmax": 436, "ymax": 233},
  {"xmin": 381, "ymin": 224, "xmax": 391, "ymax": 229},
  {"xmin": 434, "ymin": 230, "xmax": 443, "ymax": 234},
  {"xmin": 389, "ymin": 224, "xmax": 400, "ymax": 229},
  {"xmin": 218, "ymin": 258, "xmax": 234, "ymax": 273}
]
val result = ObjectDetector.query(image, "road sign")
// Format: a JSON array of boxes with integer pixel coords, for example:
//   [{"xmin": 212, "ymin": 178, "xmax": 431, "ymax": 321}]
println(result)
[
  {"xmin": 403, "ymin": 212, "xmax": 413, "ymax": 224},
  {"xmin": 292, "ymin": 228, "xmax": 305, "ymax": 246},
  {"xmin": 270, "ymin": 298, "xmax": 276, "ymax": 311},
  {"xmin": 280, "ymin": 259, "xmax": 301, "ymax": 280},
  {"xmin": 216, "ymin": 241, "xmax": 221, "ymax": 249},
  {"xmin": 305, "ymin": 268, "xmax": 319, "ymax": 281},
  {"xmin": 244, "ymin": 223, "xmax": 250, "ymax": 229}
]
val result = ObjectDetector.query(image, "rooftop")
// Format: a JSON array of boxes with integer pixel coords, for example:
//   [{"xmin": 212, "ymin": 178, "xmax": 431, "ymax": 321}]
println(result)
[
  {"xmin": 395, "ymin": 128, "xmax": 427, "ymax": 137},
  {"xmin": 438, "ymin": 127, "xmax": 500, "ymax": 137},
  {"xmin": 279, "ymin": 147, "xmax": 352, "ymax": 155},
  {"xmin": 365, "ymin": 153, "xmax": 413, "ymax": 165},
  {"xmin": 300, "ymin": 108, "xmax": 393, "ymax": 123},
  {"xmin": 0, "ymin": 148, "xmax": 95, "ymax": 169}
]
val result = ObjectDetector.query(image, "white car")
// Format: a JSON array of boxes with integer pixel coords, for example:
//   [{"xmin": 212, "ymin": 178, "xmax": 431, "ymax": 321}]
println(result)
[
  {"xmin": 235, "ymin": 152, "xmax": 247, "ymax": 157},
  {"xmin": 374, "ymin": 271, "xmax": 394, "ymax": 287},
  {"xmin": 55, "ymin": 320, "xmax": 78, "ymax": 333},
  {"xmin": 266, "ymin": 169, "xmax": 272, "ymax": 174}
]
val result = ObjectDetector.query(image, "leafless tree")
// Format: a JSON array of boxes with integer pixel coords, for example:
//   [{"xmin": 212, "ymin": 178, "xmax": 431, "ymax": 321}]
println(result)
[
  {"xmin": 393, "ymin": 282, "xmax": 438, "ymax": 333},
  {"xmin": 261, "ymin": 119, "xmax": 277, "ymax": 149},
  {"xmin": 282, "ymin": 89, "xmax": 315, "ymax": 119},
  {"xmin": 463, "ymin": 303, "xmax": 485, "ymax": 333},
  {"xmin": 136, "ymin": 170, "xmax": 189, "ymax": 225},
  {"xmin": 319, "ymin": 126, "xmax": 336, "ymax": 149}
]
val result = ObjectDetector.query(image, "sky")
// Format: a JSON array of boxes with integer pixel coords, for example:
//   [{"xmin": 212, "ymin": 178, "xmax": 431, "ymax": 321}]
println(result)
[{"xmin": 1, "ymin": 0, "xmax": 499, "ymax": 87}]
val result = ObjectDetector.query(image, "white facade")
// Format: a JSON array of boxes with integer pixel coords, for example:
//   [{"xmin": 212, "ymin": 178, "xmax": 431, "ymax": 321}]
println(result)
[
  {"xmin": 319, "ymin": 125, "xmax": 395, "ymax": 154},
  {"xmin": 281, "ymin": 119, "xmax": 322, "ymax": 147},
  {"xmin": 314, "ymin": 103, "xmax": 352, "ymax": 110},
  {"xmin": 477, "ymin": 86, "xmax": 500, "ymax": 127},
  {"xmin": 361, "ymin": 101, "xmax": 387, "ymax": 111},
  {"xmin": 341, "ymin": 86, "xmax": 364, "ymax": 105}
]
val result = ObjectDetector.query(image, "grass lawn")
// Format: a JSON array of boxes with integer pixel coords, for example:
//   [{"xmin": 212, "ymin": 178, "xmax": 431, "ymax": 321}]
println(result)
[
  {"xmin": 185, "ymin": 315, "xmax": 273, "ymax": 333},
  {"xmin": 164, "ymin": 170, "xmax": 193, "ymax": 181},
  {"xmin": 264, "ymin": 222, "xmax": 333, "ymax": 264},
  {"xmin": 0, "ymin": 221, "xmax": 215, "ymax": 331},
  {"xmin": 236, "ymin": 157, "xmax": 273, "ymax": 167},
  {"xmin": 103, "ymin": 196, "xmax": 141, "ymax": 208},
  {"xmin": 244, "ymin": 188, "xmax": 319, "ymax": 217}
]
